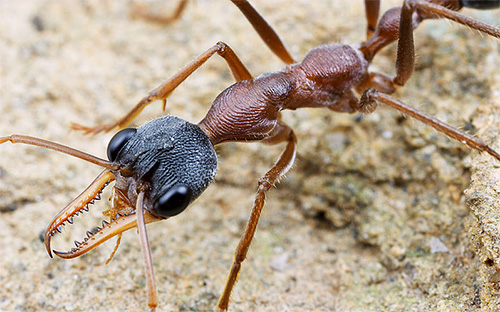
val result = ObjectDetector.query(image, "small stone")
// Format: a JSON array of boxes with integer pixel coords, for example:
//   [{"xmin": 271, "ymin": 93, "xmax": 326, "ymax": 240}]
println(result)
[
  {"xmin": 430, "ymin": 236, "xmax": 449, "ymax": 254},
  {"xmin": 270, "ymin": 253, "xmax": 290, "ymax": 272}
]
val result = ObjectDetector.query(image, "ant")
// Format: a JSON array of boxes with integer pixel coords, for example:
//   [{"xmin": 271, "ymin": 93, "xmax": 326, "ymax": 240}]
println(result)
[{"xmin": 1, "ymin": 0, "xmax": 500, "ymax": 311}]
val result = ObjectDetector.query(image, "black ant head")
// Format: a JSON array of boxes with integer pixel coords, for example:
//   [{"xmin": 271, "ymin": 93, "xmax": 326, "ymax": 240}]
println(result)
[
  {"xmin": 45, "ymin": 116, "xmax": 217, "ymax": 258},
  {"xmin": 109, "ymin": 116, "xmax": 217, "ymax": 218}
]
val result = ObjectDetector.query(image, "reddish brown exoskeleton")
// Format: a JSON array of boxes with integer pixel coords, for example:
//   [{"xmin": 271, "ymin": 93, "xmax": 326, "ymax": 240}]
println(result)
[{"xmin": 2, "ymin": 0, "xmax": 499, "ymax": 311}]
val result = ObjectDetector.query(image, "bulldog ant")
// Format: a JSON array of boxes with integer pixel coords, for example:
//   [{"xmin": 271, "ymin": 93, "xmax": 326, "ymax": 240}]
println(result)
[{"xmin": 1, "ymin": 0, "xmax": 499, "ymax": 311}]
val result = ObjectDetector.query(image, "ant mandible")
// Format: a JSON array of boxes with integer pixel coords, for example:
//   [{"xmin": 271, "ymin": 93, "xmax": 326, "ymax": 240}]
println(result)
[{"xmin": 1, "ymin": 0, "xmax": 499, "ymax": 311}]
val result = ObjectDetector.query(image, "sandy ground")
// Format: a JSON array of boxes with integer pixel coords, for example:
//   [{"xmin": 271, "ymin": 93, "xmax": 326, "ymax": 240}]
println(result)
[{"xmin": 1, "ymin": 1, "xmax": 499, "ymax": 311}]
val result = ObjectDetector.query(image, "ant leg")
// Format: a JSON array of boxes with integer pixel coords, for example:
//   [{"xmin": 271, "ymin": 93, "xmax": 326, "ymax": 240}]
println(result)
[
  {"xmin": 0, "ymin": 135, "xmax": 117, "ymax": 169},
  {"xmin": 394, "ymin": 0, "xmax": 500, "ymax": 86},
  {"xmin": 230, "ymin": 0, "xmax": 294, "ymax": 64},
  {"xmin": 365, "ymin": 0, "xmax": 380, "ymax": 38},
  {"xmin": 131, "ymin": 0, "xmax": 294, "ymax": 64},
  {"xmin": 411, "ymin": 0, "xmax": 500, "ymax": 38},
  {"xmin": 217, "ymin": 122, "xmax": 297, "ymax": 311},
  {"xmin": 359, "ymin": 89, "xmax": 500, "ymax": 162},
  {"xmin": 130, "ymin": 0, "xmax": 188, "ymax": 25},
  {"xmin": 360, "ymin": 0, "xmax": 499, "ymax": 63},
  {"xmin": 135, "ymin": 191, "xmax": 158, "ymax": 311},
  {"xmin": 72, "ymin": 42, "xmax": 253, "ymax": 135}
]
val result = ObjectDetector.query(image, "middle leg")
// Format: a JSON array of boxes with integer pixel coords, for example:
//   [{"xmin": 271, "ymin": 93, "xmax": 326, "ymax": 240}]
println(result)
[
  {"xmin": 394, "ymin": 0, "xmax": 500, "ymax": 86},
  {"xmin": 230, "ymin": 0, "xmax": 295, "ymax": 64}
]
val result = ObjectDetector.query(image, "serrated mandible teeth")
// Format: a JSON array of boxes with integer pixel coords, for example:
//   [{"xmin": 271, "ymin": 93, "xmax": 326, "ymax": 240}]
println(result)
[
  {"xmin": 44, "ymin": 170, "xmax": 116, "ymax": 258},
  {"xmin": 52, "ymin": 211, "xmax": 162, "ymax": 260}
]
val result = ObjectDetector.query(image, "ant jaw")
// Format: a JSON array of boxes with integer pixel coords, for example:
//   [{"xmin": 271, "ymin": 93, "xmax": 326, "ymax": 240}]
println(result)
[
  {"xmin": 44, "ymin": 169, "xmax": 163, "ymax": 259},
  {"xmin": 45, "ymin": 169, "xmax": 115, "ymax": 258},
  {"xmin": 52, "ymin": 211, "xmax": 162, "ymax": 259}
]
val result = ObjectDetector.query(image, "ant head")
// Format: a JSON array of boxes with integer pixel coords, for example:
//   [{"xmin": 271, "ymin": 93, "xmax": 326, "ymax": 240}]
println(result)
[
  {"xmin": 45, "ymin": 116, "xmax": 217, "ymax": 258},
  {"xmin": 109, "ymin": 116, "xmax": 218, "ymax": 218}
]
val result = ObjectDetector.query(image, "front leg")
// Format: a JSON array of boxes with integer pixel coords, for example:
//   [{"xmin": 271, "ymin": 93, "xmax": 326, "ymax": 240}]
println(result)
[
  {"xmin": 217, "ymin": 123, "xmax": 297, "ymax": 311},
  {"xmin": 72, "ymin": 42, "xmax": 253, "ymax": 135}
]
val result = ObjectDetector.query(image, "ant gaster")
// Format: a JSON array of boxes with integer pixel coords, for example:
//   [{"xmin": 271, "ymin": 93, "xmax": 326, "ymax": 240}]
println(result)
[{"xmin": 1, "ymin": 0, "xmax": 500, "ymax": 311}]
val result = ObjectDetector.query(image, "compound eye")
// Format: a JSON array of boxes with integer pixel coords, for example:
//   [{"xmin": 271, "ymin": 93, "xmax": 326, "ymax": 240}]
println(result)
[
  {"xmin": 107, "ymin": 128, "xmax": 137, "ymax": 161},
  {"xmin": 154, "ymin": 184, "xmax": 193, "ymax": 218}
]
